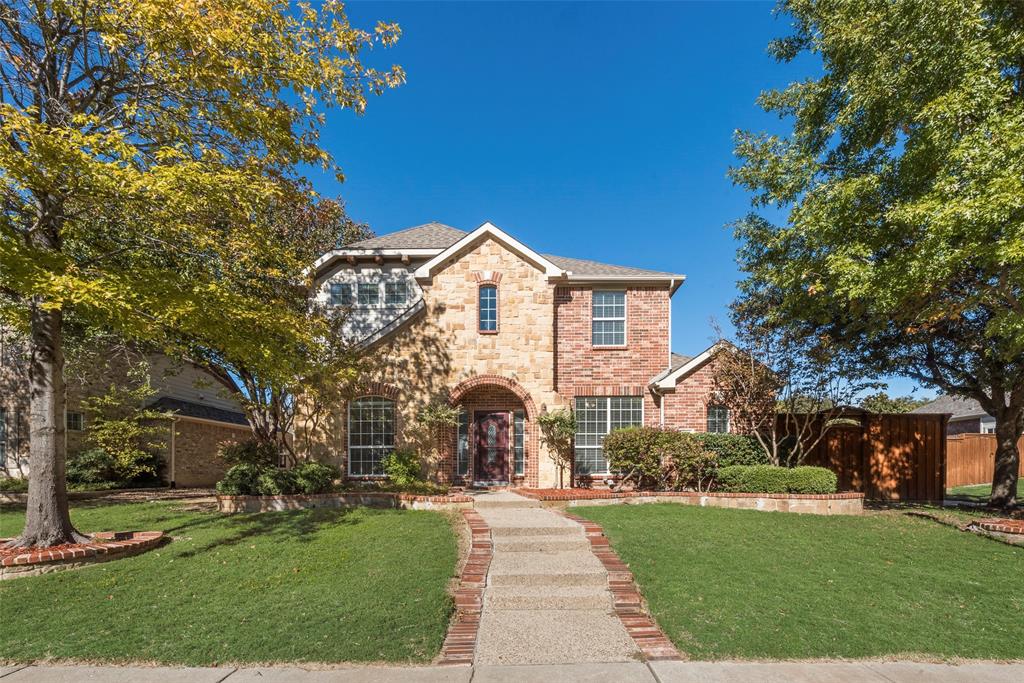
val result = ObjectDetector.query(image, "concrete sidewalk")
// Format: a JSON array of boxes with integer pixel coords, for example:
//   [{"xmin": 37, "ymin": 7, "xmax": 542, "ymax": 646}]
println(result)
[{"xmin": 2, "ymin": 661, "xmax": 1023, "ymax": 682}]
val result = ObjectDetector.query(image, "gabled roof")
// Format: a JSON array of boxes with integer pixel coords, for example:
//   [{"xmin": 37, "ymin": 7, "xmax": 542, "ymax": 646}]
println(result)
[
  {"xmin": 651, "ymin": 342, "xmax": 726, "ymax": 390},
  {"xmin": 314, "ymin": 220, "xmax": 686, "ymax": 290},
  {"xmin": 347, "ymin": 222, "xmax": 466, "ymax": 250},
  {"xmin": 911, "ymin": 395, "xmax": 988, "ymax": 420},
  {"xmin": 414, "ymin": 222, "xmax": 565, "ymax": 280}
]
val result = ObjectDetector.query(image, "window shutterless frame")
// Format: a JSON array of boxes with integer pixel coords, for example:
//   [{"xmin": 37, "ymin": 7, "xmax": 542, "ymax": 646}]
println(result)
[
  {"xmin": 479, "ymin": 284, "xmax": 498, "ymax": 333},
  {"xmin": 592, "ymin": 290, "xmax": 626, "ymax": 346},
  {"xmin": 347, "ymin": 396, "xmax": 395, "ymax": 477},
  {"xmin": 573, "ymin": 396, "xmax": 643, "ymax": 475}
]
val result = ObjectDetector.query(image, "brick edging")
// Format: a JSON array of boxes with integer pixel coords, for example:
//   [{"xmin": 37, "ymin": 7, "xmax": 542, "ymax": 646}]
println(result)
[
  {"xmin": 0, "ymin": 531, "xmax": 165, "ymax": 567},
  {"xmin": 437, "ymin": 509, "xmax": 492, "ymax": 665},
  {"xmin": 558, "ymin": 511, "xmax": 683, "ymax": 662},
  {"xmin": 975, "ymin": 518, "xmax": 1024, "ymax": 535},
  {"xmin": 520, "ymin": 489, "xmax": 863, "ymax": 501}
]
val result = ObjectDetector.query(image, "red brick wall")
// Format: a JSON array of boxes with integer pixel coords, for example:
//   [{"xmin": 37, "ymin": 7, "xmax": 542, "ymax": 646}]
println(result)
[
  {"xmin": 658, "ymin": 358, "xmax": 719, "ymax": 432},
  {"xmin": 554, "ymin": 285, "xmax": 670, "ymax": 426}
]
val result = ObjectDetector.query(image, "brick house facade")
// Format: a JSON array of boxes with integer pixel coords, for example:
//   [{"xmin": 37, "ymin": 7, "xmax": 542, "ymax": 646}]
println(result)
[
  {"xmin": 298, "ymin": 221, "xmax": 732, "ymax": 489},
  {"xmin": 0, "ymin": 332, "xmax": 249, "ymax": 487}
]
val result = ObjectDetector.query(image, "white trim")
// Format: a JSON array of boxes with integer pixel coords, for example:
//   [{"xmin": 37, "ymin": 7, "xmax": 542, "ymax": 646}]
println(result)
[
  {"xmin": 414, "ymin": 222, "xmax": 565, "ymax": 281},
  {"xmin": 572, "ymin": 395, "xmax": 645, "ymax": 476},
  {"xmin": 307, "ymin": 248, "xmax": 443, "ymax": 276},
  {"xmin": 561, "ymin": 274, "xmax": 686, "ymax": 295},
  {"xmin": 346, "ymin": 396, "xmax": 396, "ymax": 478},
  {"xmin": 652, "ymin": 341, "xmax": 728, "ymax": 391}
]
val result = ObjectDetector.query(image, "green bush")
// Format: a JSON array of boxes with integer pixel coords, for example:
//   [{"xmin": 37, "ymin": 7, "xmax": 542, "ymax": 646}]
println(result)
[
  {"xmin": 787, "ymin": 466, "xmax": 838, "ymax": 494},
  {"xmin": 693, "ymin": 433, "xmax": 768, "ymax": 467},
  {"xmin": 716, "ymin": 464, "xmax": 837, "ymax": 494},
  {"xmin": 0, "ymin": 477, "xmax": 29, "ymax": 493},
  {"xmin": 604, "ymin": 427, "xmax": 709, "ymax": 489},
  {"xmin": 382, "ymin": 448, "xmax": 423, "ymax": 487},
  {"xmin": 67, "ymin": 448, "xmax": 119, "ymax": 484},
  {"xmin": 255, "ymin": 467, "xmax": 298, "ymax": 496},
  {"xmin": 292, "ymin": 462, "xmax": 339, "ymax": 494},
  {"xmin": 215, "ymin": 463, "xmax": 264, "ymax": 496},
  {"xmin": 218, "ymin": 440, "xmax": 278, "ymax": 467}
]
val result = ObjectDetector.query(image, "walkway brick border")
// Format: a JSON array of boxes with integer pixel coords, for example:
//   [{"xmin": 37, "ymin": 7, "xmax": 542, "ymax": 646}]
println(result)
[
  {"xmin": 558, "ymin": 511, "xmax": 683, "ymax": 662},
  {"xmin": 438, "ymin": 509, "xmax": 492, "ymax": 665},
  {"xmin": 976, "ymin": 518, "xmax": 1024, "ymax": 535},
  {"xmin": 0, "ymin": 531, "xmax": 166, "ymax": 580}
]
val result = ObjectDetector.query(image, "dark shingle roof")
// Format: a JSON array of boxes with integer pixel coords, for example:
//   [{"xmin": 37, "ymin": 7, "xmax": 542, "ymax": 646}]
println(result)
[
  {"xmin": 670, "ymin": 353, "xmax": 692, "ymax": 371},
  {"xmin": 344, "ymin": 222, "xmax": 683, "ymax": 279},
  {"xmin": 911, "ymin": 395, "xmax": 987, "ymax": 420},
  {"xmin": 347, "ymin": 222, "xmax": 466, "ymax": 250},
  {"xmin": 148, "ymin": 397, "xmax": 249, "ymax": 427},
  {"xmin": 543, "ymin": 254, "xmax": 683, "ymax": 279}
]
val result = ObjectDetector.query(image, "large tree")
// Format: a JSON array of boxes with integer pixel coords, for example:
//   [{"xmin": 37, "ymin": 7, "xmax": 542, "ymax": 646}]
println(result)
[
  {"xmin": 730, "ymin": 0, "xmax": 1024, "ymax": 508},
  {"xmin": 0, "ymin": 0, "xmax": 402, "ymax": 547}
]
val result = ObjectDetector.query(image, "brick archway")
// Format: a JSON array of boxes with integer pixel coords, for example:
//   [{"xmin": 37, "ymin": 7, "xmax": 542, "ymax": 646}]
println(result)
[{"xmin": 448, "ymin": 374, "xmax": 537, "ymax": 419}]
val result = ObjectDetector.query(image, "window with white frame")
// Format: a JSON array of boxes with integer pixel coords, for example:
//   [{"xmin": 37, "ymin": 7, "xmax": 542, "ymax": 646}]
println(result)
[
  {"xmin": 706, "ymin": 405, "xmax": 729, "ymax": 433},
  {"xmin": 457, "ymin": 410, "xmax": 469, "ymax": 476},
  {"xmin": 385, "ymin": 282, "xmax": 408, "ymax": 306},
  {"xmin": 357, "ymin": 283, "xmax": 380, "ymax": 306},
  {"xmin": 513, "ymin": 410, "xmax": 525, "ymax": 476},
  {"xmin": 980, "ymin": 416, "xmax": 996, "ymax": 434},
  {"xmin": 592, "ymin": 290, "xmax": 626, "ymax": 346},
  {"xmin": 574, "ymin": 397, "xmax": 643, "ymax": 475},
  {"xmin": 329, "ymin": 282, "xmax": 353, "ymax": 306},
  {"xmin": 479, "ymin": 285, "xmax": 497, "ymax": 332},
  {"xmin": 66, "ymin": 411, "xmax": 84, "ymax": 432},
  {"xmin": 348, "ymin": 397, "xmax": 395, "ymax": 476}
]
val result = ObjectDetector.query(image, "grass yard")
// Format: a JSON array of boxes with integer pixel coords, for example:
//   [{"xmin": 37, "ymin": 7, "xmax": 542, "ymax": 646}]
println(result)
[
  {"xmin": 0, "ymin": 501, "xmax": 458, "ymax": 665},
  {"xmin": 575, "ymin": 504, "xmax": 1023, "ymax": 661},
  {"xmin": 947, "ymin": 480, "xmax": 1024, "ymax": 503}
]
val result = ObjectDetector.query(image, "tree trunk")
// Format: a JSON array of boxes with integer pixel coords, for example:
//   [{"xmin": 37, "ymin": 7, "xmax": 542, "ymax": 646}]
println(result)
[
  {"xmin": 989, "ymin": 404, "xmax": 1022, "ymax": 509},
  {"xmin": 3, "ymin": 302, "xmax": 90, "ymax": 548}
]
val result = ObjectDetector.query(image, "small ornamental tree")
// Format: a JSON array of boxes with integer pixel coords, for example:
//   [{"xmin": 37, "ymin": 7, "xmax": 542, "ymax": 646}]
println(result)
[{"xmin": 538, "ymin": 409, "xmax": 575, "ymax": 489}]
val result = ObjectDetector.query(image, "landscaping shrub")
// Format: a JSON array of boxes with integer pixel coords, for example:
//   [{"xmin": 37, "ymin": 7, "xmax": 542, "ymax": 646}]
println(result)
[
  {"xmin": 382, "ymin": 448, "xmax": 424, "ymax": 487},
  {"xmin": 672, "ymin": 447, "xmax": 719, "ymax": 492},
  {"xmin": 0, "ymin": 477, "xmax": 29, "ymax": 493},
  {"xmin": 604, "ymin": 427, "xmax": 670, "ymax": 488},
  {"xmin": 692, "ymin": 433, "xmax": 768, "ymax": 467},
  {"xmin": 787, "ymin": 466, "xmax": 838, "ymax": 494},
  {"xmin": 292, "ymin": 462, "xmax": 339, "ymax": 494},
  {"xmin": 215, "ymin": 463, "xmax": 264, "ymax": 496},
  {"xmin": 218, "ymin": 440, "xmax": 278, "ymax": 467},
  {"xmin": 66, "ymin": 448, "xmax": 119, "ymax": 485},
  {"xmin": 255, "ymin": 467, "xmax": 299, "ymax": 496},
  {"xmin": 716, "ymin": 464, "xmax": 837, "ymax": 494}
]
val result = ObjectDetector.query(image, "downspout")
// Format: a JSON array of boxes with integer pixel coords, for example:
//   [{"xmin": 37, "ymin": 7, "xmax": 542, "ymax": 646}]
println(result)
[{"xmin": 169, "ymin": 418, "xmax": 177, "ymax": 488}]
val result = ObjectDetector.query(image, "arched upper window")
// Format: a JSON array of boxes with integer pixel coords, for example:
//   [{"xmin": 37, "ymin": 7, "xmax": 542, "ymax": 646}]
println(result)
[
  {"xmin": 479, "ymin": 285, "xmax": 498, "ymax": 333},
  {"xmin": 348, "ymin": 397, "xmax": 395, "ymax": 476}
]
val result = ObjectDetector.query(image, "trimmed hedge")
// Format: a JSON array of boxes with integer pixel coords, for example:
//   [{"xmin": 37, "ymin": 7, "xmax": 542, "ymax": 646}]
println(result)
[
  {"xmin": 216, "ymin": 462, "xmax": 340, "ymax": 496},
  {"xmin": 692, "ymin": 433, "xmax": 768, "ymax": 467},
  {"xmin": 716, "ymin": 465, "xmax": 837, "ymax": 494}
]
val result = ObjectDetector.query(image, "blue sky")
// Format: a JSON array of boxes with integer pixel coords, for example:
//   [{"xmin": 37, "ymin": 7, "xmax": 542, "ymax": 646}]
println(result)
[{"xmin": 309, "ymin": 1, "xmax": 928, "ymax": 398}]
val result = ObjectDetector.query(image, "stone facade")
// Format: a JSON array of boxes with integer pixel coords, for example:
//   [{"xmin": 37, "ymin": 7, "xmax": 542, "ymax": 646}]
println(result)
[{"xmin": 297, "ymin": 226, "xmax": 723, "ymax": 490}]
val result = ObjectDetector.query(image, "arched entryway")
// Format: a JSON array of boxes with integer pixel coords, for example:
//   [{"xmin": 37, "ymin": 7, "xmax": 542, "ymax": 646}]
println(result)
[{"xmin": 448, "ymin": 375, "xmax": 539, "ymax": 487}]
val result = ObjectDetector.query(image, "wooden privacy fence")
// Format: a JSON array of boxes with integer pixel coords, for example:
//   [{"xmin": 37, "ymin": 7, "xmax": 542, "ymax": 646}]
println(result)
[
  {"xmin": 781, "ymin": 411, "xmax": 949, "ymax": 502},
  {"xmin": 946, "ymin": 433, "xmax": 1024, "ymax": 488}
]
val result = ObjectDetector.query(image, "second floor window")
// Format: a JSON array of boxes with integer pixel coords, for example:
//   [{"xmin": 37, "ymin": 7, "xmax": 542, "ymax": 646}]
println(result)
[
  {"xmin": 479, "ymin": 285, "xmax": 497, "ymax": 332},
  {"xmin": 329, "ymin": 282, "xmax": 353, "ymax": 306},
  {"xmin": 357, "ymin": 283, "xmax": 380, "ymax": 306},
  {"xmin": 707, "ymin": 405, "xmax": 729, "ymax": 433},
  {"xmin": 385, "ymin": 282, "xmax": 408, "ymax": 306},
  {"xmin": 592, "ymin": 290, "xmax": 626, "ymax": 346}
]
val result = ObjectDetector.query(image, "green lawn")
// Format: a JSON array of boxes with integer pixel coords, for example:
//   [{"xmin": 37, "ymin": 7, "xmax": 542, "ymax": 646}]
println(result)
[
  {"xmin": 574, "ymin": 504, "xmax": 1023, "ymax": 661},
  {"xmin": 947, "ymin": 480, "xmax": 1024, "ymax": 503},
  {"xmin": 0, "ymin": 501, "xmax": 458, "ymax": 665}
]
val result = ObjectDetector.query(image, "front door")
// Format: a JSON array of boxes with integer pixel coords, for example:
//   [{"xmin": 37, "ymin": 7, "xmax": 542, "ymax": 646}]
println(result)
[{"xmin": 474, "ymin": 412, "xmax": 509, "ymax": 482}]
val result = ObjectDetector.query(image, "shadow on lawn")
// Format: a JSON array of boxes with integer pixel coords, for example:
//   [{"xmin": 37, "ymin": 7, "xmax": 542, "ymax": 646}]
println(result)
[{"xmin": 175, "ymin": 508, "xmax": 365, "ymax": 559}]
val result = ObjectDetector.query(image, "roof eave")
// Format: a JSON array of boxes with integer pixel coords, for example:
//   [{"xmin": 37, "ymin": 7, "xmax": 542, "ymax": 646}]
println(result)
[{"xmin": 558, "ymin": 274, "xmax": 687, "ymax": 294}]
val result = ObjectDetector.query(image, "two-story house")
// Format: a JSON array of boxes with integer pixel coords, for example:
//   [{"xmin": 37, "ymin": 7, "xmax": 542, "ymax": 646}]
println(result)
[{"xmin": 301, "ymin": 221, "xmax": 730, "ymax": 489}]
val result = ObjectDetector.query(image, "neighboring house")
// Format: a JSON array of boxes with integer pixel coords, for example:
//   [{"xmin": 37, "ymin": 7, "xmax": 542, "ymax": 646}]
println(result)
[
  {"xmin": 0, "ymin": 333, "xmax": 249, "ymax": 487},
  {"xmin": 298, "ymin": 221, "xmax": 733, "ymax": 488},
  {"xmin": 911, "ymin": 395, "xmax": 996, "ymax": 435}
]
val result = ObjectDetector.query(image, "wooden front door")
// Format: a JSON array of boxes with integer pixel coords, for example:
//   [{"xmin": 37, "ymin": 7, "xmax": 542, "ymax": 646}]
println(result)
[{"xmin": 474, "ymin": 412, "xmax": 509, "ymax": 482}]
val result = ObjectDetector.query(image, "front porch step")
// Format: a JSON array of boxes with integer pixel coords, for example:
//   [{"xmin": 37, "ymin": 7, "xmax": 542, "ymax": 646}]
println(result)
[
  {"xmin": 485, "ymin": 585, "xmax": 612, "ymax": 610},
  {"xmin": 493, "ymin": 535, "xmax": 591, "ymax": 552},
  {"xmin": 473, "ymin": 498, "xmax": 542, "ymax": 510},
  {"xmin": 488, "ymin": 549, "xmax": 607, "ymax": 587},
  {"xmin": 489, "ymin": 525, "xmax": 581, "ymax": 538},
  {"xmin": 488, "ymin": 570, "xmax": 607, "ymax": 588}
]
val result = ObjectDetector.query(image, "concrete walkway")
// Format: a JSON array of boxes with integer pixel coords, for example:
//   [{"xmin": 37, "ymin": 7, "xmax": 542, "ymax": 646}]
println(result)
[
  {"xmin": 471, "ymin": 491, "xmax": 638, "ymax": 665},
  {"xmin": 2, "ymin": 661, "xmax": 1022, "ymax": 682}
]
